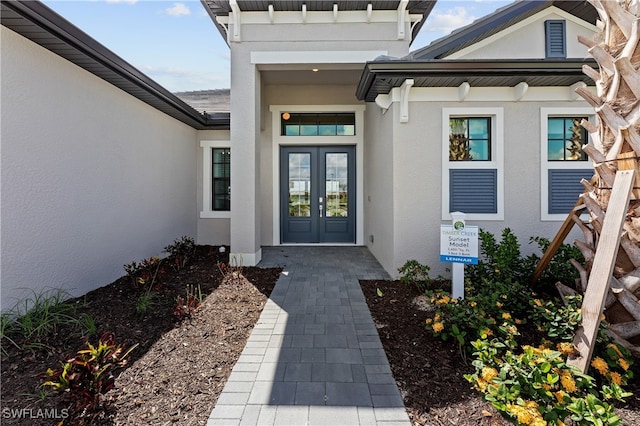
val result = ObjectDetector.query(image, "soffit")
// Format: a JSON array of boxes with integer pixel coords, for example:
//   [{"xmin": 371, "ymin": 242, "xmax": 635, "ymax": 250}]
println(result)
[
  {"xmin": 356, "ymin": 59, "xmax": 597, "ymax": 102},
  {"xmin": 201, "ymin": 0, "xmax": 436, "ymax": 44},
  {"xmin": 1, "ymin": 0, "xmax": 228, "ymax": 130}
]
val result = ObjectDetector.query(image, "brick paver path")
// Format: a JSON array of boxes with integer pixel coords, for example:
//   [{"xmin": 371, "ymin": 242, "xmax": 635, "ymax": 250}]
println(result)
[{"xmin": 207, "ymin": 246, "xmax": 410, "ymax": 426}]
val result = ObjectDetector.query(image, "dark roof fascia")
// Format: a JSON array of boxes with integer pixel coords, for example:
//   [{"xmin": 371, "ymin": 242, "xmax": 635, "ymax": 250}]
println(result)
[
  {"xmin": 410, "ymin": 1, "xmax": 551, "ymax": 60},
  {"xmin": 2, "ymin": 0, "xmax": 228, "ymax": 130},
  {"xmin": 355, "ymin": 59, "xmax": 597, "ymax": 101},
  {"xmin": 201, "ymin": 0, "xmax": 436, "ymax": 46}
]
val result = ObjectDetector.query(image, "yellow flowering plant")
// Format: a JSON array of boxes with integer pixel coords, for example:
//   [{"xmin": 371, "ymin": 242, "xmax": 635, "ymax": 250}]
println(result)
[{"xmin": 465, "ymin": 338, "xmax": 627, "ymax": 425}]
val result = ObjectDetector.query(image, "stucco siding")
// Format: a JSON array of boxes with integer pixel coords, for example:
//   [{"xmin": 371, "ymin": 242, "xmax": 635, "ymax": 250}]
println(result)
[
  {"xmin": 382, "ymin": 98, "xmax": 592, "ymax": 278},
  {"xmin": 451, "ymin": 10, "xmax": 594, "ymax": 60},
  {"xmin": 1, "ymin": 27, "xmax": 198, "ymax": 310},
  {"xmin": 389, "ymin": 102, "xmax": 443, "ymax": 277},
  {"xmin": 363, "ymin": 105, "xmax": 396, "ymax": 274}
]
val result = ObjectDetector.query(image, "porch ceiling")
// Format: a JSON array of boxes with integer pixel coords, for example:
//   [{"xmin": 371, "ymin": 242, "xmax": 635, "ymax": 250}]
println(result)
[
  {"xmin": 355, "ymin": 59, "xmax": 598, "ymax": 102},
  {"xmin": 260, "ymin": 67, "xmax": 363, "ymax": 86},
  {"xmin": 201, "ymin": 0, "xmax": 436, "ymax": 45}
]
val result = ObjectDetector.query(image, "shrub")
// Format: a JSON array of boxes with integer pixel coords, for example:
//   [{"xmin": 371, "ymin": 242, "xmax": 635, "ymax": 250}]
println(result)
[
  {"xmin": 123, "ymin": 256, "xmax": 163, "ymax": 288},
  {"xmin": 466, "ymin": 228, "xmax": 537, "ymax": 285},
  {"xmin": 173, "ymin": 284, "xmax": 203, "ymax": 320},
  {"xmin": 529, "ymin": 236, "xmax": 584, "ymax": 291},
  {"xmin": 163, "ymin": 236, "xmax": 196, "ymax": 271},
  {"xmin": 464, "ymin": 338, "xmax": 629, "ymax": 425},
  {"xmin": 398, "ymin": 260, "xmax": 431, "ymax": 292},
  {"xmin": 43, "ymin": 332, "xmax": 136, "ymax": 413},
  {"xmin": 424, "ymin": 228, "xmax": 635, "ymax": 424}
]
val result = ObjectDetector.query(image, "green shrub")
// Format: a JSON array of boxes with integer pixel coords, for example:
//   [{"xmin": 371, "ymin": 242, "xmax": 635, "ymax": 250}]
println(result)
[
  {"xmin": 424, "ymin": 228, "xmax": 635, "ymax": 425},
  {"xmin": 529, "ymin": 236, "xmax": 584, "ymax": 291},
  {"xmin": 398, "ymin": 260, "xmax": 431, "ymax": 292},
  {"xmin": 164, "ymin": 236, "xmax": 196, "ymax": 271},
  {"xmin": 123, "ymin": 256, "xmax": 163, "ymax": 288},
  {"xmin": 466, "ymin": 228, "xmax": 537, "ymax": 285},
  {"xmin": 465, "ymin": 338, "xmax": 629, "ymax": 425}
]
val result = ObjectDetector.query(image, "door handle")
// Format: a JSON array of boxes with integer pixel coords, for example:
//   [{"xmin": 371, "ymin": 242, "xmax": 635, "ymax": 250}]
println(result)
[
  {"xmin": 319, "ymin": 204, "xmax": 323, "ymax": 218},
  {"xmin": 319, "ymin": 197, "xmax": 323, "ymax": 218}
]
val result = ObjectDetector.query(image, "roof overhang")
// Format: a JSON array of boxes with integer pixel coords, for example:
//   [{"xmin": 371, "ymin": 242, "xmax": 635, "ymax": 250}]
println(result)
[
  {"xmin": 1, "ymin": 0, "xmax": 229, "ymax": 130},
  {"xmin": 356, "ymin": 59, "xmax": 597, "ymax": 102},
  {"xmin": 201, "ymin": 0, "xmax": 436, "ymax": 45}
]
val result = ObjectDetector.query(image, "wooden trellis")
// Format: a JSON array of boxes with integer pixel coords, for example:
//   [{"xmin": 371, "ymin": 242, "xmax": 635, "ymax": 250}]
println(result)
[{"xmin": 534, "ymin": 0, "xmax": 640, "ymax": 371}]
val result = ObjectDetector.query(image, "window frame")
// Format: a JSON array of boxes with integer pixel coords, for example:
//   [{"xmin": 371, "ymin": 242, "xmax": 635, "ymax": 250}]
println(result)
[
  {"xmin": 200, "ymin": 140, "xmax": 231, "ymax": 219},
  {"xmin": 442, "ymin": 108, "xmax": 504, "ymax": 221},
  {"xmin": 540, "ymin": 108, "xmax": 595, "ymax": 221}
]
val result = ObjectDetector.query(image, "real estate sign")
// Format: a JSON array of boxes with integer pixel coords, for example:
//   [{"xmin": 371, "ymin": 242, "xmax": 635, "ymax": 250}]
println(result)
[{"xmin": 440, "ymin": 225, "xmax": 479, "ymax": 264}]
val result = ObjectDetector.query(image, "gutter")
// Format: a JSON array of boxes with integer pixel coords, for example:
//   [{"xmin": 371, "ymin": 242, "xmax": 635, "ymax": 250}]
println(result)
[{"xmin": 2, "ymin": 1, "xmax": 226, "ymax": 130}]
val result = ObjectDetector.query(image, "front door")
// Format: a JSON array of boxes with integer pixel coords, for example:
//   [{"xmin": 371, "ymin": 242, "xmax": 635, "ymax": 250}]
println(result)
[{"xmin": 281, "ymin": 146, "xmax": 355, "ymax": 243}]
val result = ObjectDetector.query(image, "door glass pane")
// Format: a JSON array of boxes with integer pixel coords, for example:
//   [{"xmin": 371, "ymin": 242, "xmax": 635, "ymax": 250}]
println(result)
[
  {"xmin": 325, "ymin": 153, "xmax": 348, "ymax": 217},
  {"xmin": 288, "ymin": 153, "xmax": 311, "ymax": 217}
]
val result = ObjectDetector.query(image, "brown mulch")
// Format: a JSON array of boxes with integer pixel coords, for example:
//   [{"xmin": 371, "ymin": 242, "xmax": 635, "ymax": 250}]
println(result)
[
  {"xmin": 1, "ymin": 245, "xmax": 281, "ymax": 425},
  {"xmin": 360, "ymin": 279, "xmax": 640, "ymax": 426},
  {"xmin": 2, "ymin": 247, "xmax": 640, "ymax": 425}
]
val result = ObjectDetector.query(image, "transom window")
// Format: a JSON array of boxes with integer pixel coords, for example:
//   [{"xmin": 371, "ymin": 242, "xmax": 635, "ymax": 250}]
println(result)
[
  {"xmin": 449, "ymin": 117, "xmax": 491, "ymax": 161},
  {"xmin": 547, "ymin": 117, "xmax": 588, "ymax": 161},
  {"xmin": 281, "ymin": 112, "xmax": 355, "ymax": 136},
  {"xmin": 212, "ymin": 148, "xmax": 230, "ymax": 211}
]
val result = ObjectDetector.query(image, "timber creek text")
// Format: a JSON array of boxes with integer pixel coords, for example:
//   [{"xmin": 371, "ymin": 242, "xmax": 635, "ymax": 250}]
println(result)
[{"xmin": 441, "ymin": 230, "xmax": 477, "ymax": 237}]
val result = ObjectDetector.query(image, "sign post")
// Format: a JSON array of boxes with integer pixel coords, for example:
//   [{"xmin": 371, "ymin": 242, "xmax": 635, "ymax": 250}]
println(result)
[{"xmin": 440, "ymin": 212, "xmax": 478, "ymax": 299}]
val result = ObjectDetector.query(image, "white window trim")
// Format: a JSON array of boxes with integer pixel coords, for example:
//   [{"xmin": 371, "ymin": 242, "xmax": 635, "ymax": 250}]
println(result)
[
  {"xmin": 442, "ymin": 107, "xmax": 504, "ymax": 221},
  {"xmin": 200, "ymin": 140, "xmax": 231, "ymax": 219},
  {"xmin": 540, "ymin": 108, "xmax": 595, "ymax": 221},
  {"xmin": 269, "ymin": 105, "xmax": 365, "ymax": 245}
]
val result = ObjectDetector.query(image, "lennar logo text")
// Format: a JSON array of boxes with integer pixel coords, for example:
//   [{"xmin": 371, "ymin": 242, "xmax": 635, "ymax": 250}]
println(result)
[{"xmin": 2, "ymin": 408, "xmax": 69, "ymax": 419}]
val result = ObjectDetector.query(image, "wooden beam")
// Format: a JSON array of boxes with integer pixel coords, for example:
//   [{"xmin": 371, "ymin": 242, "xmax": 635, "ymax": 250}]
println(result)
[
  {"xmin": 568, "ymin": 170, "xmax": 635, "ymax": 373},
  {"xmin": 531, "ymin": 200, "xmax": 586, "ymax": 285}
]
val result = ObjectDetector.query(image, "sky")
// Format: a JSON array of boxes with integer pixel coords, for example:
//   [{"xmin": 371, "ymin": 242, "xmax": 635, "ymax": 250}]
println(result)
[{"xmin": 41, "ymin": 0, "xmax": 514, "ymax": 93}]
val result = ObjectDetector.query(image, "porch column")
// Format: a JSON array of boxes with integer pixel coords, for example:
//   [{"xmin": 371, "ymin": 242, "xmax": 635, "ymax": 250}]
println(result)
[{"xmin": 230, "ymin": 60, "xmax": 262, "ymax": 266}]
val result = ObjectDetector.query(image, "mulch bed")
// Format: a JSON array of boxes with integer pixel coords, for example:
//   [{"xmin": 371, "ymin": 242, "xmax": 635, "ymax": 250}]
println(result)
[
  {"xmin": 360, "ymin": 279, "xmax": 640, "ymax": 426},
  {"xmin": 1, "ymin": 245, "xmax": 281, "ymax": 425},
  {"xmin": 2, "ymin": 246, "xmax": 639, "ymax": 425}
]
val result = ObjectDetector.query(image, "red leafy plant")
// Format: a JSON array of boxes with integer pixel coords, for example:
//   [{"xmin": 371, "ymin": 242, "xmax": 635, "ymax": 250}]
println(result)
[
  {"xmin": 43, "ymin": 332, "xmax": 137, "ymax": 413},
  {"xmin": 173, "ymin": 284, "xmax": 203, "ymax": 320}
]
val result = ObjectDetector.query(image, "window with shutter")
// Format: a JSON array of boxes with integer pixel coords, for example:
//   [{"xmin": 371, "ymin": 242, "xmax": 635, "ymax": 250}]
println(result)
[
  {"xmin": 442, "ymin": 108, "xmax": 504, "ymax": 221},
  {"xmin": 540, "ymin": 108, "xmax": 595, "ymax": 220}
]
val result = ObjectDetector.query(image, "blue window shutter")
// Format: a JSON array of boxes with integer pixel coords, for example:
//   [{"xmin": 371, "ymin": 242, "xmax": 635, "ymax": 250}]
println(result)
[
  {"xmin": 449, "ymin": 169, "xmax": 497, "ymax": 214},
  {"xmin": 545, "ymin": 20, "xmax": 566, "ymax": 58},
  {"xmin": 548, "ymin": 169, "xmax": 593, "ymax": 214}
]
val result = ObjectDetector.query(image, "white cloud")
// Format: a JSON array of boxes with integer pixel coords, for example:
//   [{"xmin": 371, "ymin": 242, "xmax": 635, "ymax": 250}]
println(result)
[
  {"xmin": 139, "ymin": 65, "xmax": 227, "ymax": 92},
  {"xmin": 164, "ymin": 2, "xmax": 191, "ymax": 17},
  {"xmin": 422, "ymin": 7, "xmax": 477, "ymax": 34}
]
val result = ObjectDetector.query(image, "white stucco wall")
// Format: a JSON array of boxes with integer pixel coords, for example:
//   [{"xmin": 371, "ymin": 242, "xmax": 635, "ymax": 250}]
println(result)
[
  {"xmin": 367, "ymin": 97, "xmax": 592, "ymax": 278},
  {"xmin": 363, "ymin": 105, "xmax": 396, "ymax": 274},
  {"xmin": 449, "ymin": 8, "xmax": 596, "ymax": 60},
  {"xmin": 1, "ymin": 27, "xmax": 198, "ymax": 310}
]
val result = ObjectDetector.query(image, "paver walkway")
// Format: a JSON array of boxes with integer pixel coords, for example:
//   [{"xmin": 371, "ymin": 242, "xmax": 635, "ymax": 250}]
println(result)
[{"xmin": 207, "ymin": 246, "xmax": 411, "ymax": 426}]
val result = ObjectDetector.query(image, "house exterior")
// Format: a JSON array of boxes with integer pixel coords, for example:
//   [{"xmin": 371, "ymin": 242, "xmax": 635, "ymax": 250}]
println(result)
[{"xmin": 1, "ymin": 0, "xmax": 598, "ymax": 309}]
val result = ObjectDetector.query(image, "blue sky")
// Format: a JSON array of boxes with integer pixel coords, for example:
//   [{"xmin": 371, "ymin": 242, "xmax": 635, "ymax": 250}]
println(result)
[{"xmin": 42, "ymin": 0, "xmax": 513, "ymax": 92}]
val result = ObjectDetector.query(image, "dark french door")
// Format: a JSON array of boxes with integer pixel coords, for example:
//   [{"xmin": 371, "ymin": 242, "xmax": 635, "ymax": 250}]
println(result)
[{"xmin": 280, "ymin": 146, "xmax": 355, "ymax": 243}]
